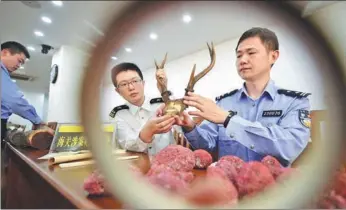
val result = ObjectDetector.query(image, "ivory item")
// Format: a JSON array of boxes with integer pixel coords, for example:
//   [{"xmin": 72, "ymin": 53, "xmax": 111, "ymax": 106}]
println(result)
[
  {"xmin": 59, "ymin": 160, "xmax": 95, "ymax": 168},
  {"xmin": 38, "ymin": 151, "xmax": 91, "ymax": 160},
  {"xmin": 116, "ymin": 155, "xmax": 139, "ymax": 160},
  {"xmin": 112, "ymin": 149, "xmax": 126, "ymax": 155},
  {"xmin": 58, "ymin": 155, "xmax": 139, "ymax": 169},
  {"xmin": 48, "ymin": 153, "xmax": 93, "ymax": 165},
  {"xmin": 7, "ymin": 127, "xmax": 54, "ymax": 150}
]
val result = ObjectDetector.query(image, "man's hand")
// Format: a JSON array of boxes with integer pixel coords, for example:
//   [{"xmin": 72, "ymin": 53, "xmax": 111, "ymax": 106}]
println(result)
[
  {"xmin": 33, "ymin": 122, "xmax": 56, "ymax": 135},
  {"xmin": 155, "ymin": 103, "xmax": 165, "ymax": 117},
  {"xmin": 173, "ymin": 112, "xmax": 196, "ymax": 132},
  {"xmin": 32, "ymin": 122, "xmax": 48, "ymax": 130},
  {"xmin": 183, "ymin": 92, "xmax": 229, "ymax": 124},
  {"xmin": 156, "ymin": 104, "xmax": 196, "ymax": 132},
  {"xmin": 139, "ymin": 115, "xmax": 175, "ymax": 143}
]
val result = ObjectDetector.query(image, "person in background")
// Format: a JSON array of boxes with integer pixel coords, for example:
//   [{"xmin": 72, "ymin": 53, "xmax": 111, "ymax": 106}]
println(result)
[
  {"xmin": 171, "ymin": 27, "xmax": 311, "ymax": 167},
  {"xmin": 109, "ymin": 62, "xmax": 177, "ymax": 156},
  {"xmin": 1, "ymin": 41, "xmax": 48, "ymax": 148}
]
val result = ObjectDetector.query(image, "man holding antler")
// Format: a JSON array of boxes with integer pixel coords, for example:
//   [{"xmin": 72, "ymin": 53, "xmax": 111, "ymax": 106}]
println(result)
[
  {"xmin": 161, "ymin": 28, "xmax": 311, "ymax": 167},
  {"xmin": 109, "ymin": 62, "xmax": 181, "ymax": 155}
]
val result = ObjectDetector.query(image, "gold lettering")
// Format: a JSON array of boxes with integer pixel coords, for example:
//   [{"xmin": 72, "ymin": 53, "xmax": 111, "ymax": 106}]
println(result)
[
  {"xmin": 57, "ymin": 136, "xmax": 65, "ymax": 147},
  {"xmin": 71, "ymin": 136, "xmax": 79, "ymax": 147},
  {"xmin": 78, "ymin": 136, "xmax": 87, "ymax": 147},
  {"xmin": 65, "ymin": 136, "xmax": 72, "ymax": 147}
]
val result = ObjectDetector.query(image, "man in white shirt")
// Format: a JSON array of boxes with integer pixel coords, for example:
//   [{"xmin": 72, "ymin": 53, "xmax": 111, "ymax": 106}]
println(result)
[{"xmin": 109, "ymin": 62, "xmax": 177, "ymax": 156}]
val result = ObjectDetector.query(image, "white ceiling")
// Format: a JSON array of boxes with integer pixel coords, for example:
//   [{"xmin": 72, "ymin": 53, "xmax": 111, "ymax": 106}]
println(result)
[{"xmin": 0, "ymin": 1, "xmax": 337, "ymax": 94}]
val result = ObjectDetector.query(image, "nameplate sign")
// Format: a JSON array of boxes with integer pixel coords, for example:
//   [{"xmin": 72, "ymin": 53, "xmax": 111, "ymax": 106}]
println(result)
[{"xmin": 49, "ymin": 123, "xmax": 115, "ymax": 153}]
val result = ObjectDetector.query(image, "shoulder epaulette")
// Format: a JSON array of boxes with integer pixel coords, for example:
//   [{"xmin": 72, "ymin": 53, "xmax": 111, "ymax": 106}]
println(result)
[
  {"xmin": 277, "ymin": 89, "xmax": 311, "ymax": 98},
  {"xmin": 215, "ymin": 89, "xmax": 238, "ymax": 102},
  {"xmin": 109, "ymin": 105, "xmax": 129, "ymax": 118},
  {"xmin": 150, "ymin": 97, "xmax": 164, "ymax": 104}
]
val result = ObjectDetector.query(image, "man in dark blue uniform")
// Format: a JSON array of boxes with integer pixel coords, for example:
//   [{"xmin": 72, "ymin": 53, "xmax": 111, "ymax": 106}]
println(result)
[{"xmin": 1, "ymin": 41, "xmax": 46, "ymax": 147}]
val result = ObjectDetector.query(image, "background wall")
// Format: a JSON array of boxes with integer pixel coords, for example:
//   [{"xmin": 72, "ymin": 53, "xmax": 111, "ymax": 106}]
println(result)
[{"xmin": 47, "ymin": 45, "xmax": 89, "ymax": 123}]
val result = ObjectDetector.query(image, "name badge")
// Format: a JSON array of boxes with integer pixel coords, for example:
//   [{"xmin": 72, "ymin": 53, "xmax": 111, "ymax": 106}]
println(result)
[{"xmin": 262, "ymin": 110, "xmax": 282, "ymax": 117}]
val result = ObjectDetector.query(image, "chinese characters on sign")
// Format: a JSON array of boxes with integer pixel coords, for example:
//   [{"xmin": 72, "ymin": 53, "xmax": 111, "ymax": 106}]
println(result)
[{"xmin": 50, "ymin": 124, "xmax": 115, "ymax": 153}]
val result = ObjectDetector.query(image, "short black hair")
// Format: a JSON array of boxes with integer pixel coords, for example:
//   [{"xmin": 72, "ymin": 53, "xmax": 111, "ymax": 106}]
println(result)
[
  {"xmin": 1, "ymin": 41, "xmax": 30, "ymax": 59},
  {"xmin": 235, "ymin": 27, "xmax": 279, "ymax": 52},
  {"xmin": 111, "ymin": 62, "xmax": 144, "ymax": 87}
]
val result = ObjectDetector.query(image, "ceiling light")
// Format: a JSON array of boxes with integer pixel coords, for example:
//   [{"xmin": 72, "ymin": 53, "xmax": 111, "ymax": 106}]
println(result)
[
  {"xmin": 52, "ymin": 1, "xmax": 63, "ymax": 6},
  {"xmin": 34, "ymin": 31, "xmax": 44, "ymax": 37},
  {"xmin": 27, "ymin": 46, "xmax": 36, "ymax": 51},
  {"xmin": 125, "ymin": 48, "xmax": 132, "ymax": 53},
  {"xmin": 150, "ymin": 33, "xmax": 158, "ymax": 40},
  {"xmin": 182, "ymin": 14, "xmax": 192, "ymax": 23},
  {"xmin": 41, "ymin": 16, "xmax": 52, "ymax": 24},
  {"xmin": 111, "ymin": 56, "xmax": 118, "ymax": 60}
]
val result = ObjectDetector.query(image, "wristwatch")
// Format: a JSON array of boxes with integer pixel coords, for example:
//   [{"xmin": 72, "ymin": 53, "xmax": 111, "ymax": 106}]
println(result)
[{"xmin": 223, "ymin": 110, "xmax": 237, "ymax": 128}]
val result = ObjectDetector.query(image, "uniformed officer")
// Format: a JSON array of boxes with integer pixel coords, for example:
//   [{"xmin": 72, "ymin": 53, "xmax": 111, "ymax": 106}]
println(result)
[
  {"xmin": 109, "ymin": 62, "xmax": 177, "ymax": 156},
  {"xmin": 174, "ymin": 27, "xmax": 311, "ymax": 167},
  {"xmin": 1, "ymin": 41, "xmax": 47, "ymax": 147}
]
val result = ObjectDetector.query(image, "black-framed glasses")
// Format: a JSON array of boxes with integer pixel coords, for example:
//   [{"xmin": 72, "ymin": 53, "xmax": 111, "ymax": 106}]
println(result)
[{"xmin": 117, "ymin": 78, "xmax": 143, "ymax": 89}]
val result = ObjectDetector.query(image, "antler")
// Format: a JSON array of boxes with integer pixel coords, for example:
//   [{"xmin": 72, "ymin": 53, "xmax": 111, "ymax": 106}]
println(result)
[
  {"xmin": 155, "ymin": 52, "xmax": 167, "ymax": 70},
  {"xmin": 154, "ymin": 53, "xmax": 170, "ymax": 103},
  {"xmin": 185, "ymin": 42, "xmax": 216, "ymax": 95}
]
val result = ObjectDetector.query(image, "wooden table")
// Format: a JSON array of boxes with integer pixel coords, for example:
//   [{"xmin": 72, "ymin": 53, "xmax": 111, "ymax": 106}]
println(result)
[{"xmin": 3, "ymin": 143, "xmax": 205, "ymax": 209}]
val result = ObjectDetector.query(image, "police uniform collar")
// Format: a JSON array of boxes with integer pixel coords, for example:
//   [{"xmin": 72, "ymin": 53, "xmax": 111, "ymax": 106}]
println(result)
[
  {"xmin": 0, "ymin": 62, "xmax": 9, "ymax": 76},
  {"xmin": 127, "ymin": 96, "xmax": 151, "ymax": 115},
  {"xmin": 239, "ymin": 79, "xmax": 276, "ymax": 101}
]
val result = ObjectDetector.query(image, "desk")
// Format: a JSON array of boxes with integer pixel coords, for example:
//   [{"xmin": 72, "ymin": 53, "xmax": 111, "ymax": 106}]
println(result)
[{"xmin": 3, "ymin": 143, "xmax": 206, "ymax": 209}]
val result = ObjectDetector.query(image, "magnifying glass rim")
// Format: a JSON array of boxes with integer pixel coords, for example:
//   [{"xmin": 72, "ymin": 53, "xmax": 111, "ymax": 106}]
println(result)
[{"xmin": 80, "ymin": 1, "xmax": 346, "ymax": 209}]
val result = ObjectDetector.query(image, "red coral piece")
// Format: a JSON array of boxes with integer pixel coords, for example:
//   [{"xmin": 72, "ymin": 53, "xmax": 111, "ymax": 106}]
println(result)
[
  {"xmin": 151, "ymin": 145, "xmax": 195, "ymax": 172},
  {"xmin": 184, "ymin": 176, "xmax": 238, "ymax": 207},
  {"xmin": 194, "ymin": 149, "xmax": 213, "ymax": 169},
  {"xmin": 235, "ymin": 162, "xmax": 275, "ymax": 197}
]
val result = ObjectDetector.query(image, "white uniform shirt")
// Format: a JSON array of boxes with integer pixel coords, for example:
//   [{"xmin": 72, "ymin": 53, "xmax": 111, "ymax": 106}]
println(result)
[{"xmin": 109, "ymin": 96, "xmax": 176, "ymax": 156}]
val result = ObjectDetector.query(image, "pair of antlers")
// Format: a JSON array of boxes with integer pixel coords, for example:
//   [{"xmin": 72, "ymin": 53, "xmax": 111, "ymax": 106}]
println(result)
[{"xmin": 155, "ymin": 42, "xmax": 216, "ymax": 96}]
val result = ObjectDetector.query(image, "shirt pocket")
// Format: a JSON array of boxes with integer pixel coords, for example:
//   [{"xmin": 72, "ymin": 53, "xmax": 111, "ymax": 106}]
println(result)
[
  {"xmin": 217, "ymin": 125, "xmax": 239, "ymax": 156},
  {"xmin": 258, "ymin": 115, "xmax": 281, "ymax": 127}
]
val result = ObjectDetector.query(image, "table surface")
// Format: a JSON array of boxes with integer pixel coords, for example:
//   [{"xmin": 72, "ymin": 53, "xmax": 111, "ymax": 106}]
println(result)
[{"xmin": 7, "ymin": 144, "xmax": 206, "ymax": 209}]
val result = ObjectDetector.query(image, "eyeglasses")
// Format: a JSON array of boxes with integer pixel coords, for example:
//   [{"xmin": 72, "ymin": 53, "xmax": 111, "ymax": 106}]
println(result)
[{"xmin": 117, "ymin": 78, "xmax": 143, "ymax": 89}]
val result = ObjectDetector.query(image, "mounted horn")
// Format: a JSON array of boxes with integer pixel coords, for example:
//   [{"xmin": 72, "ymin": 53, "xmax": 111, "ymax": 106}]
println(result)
[{"xmin": 154, "ymin": 42, "xmax": 216, "ymax": 116}]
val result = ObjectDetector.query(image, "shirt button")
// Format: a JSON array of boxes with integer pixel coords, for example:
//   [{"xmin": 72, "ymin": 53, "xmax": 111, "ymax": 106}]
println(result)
[
  {"xmin": 252, "ymin": 103, "xmax": 256, "ymax": 107},
  {"xmin": 229, "ymin": 134, "xmax": 234, "ymax": 138},
  {"xmin": 250, "ymin": 144, "xmax": 255, "ymax": 149}
]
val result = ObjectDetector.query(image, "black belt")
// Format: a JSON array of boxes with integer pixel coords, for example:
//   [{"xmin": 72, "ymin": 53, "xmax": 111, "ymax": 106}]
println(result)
[{"xmin": 1, "ymin": 118, "xmax": 8, "ymax": 146}]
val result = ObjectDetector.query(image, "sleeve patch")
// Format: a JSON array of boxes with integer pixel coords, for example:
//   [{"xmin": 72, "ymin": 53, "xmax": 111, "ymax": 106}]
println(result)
[{"xmin": 298, "ymin": 109, "xmax": 311, "ymax": 128}]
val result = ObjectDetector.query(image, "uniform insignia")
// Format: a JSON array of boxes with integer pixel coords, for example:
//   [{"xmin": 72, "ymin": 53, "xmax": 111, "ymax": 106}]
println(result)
[
  {"xmin": 215, "ymin": 89, "xmax": 238, "ymax": 102},
  {"xmin": 277, "ymin": 89, "xmax": 311, "ymax": 98},
  {"xmin": 298, "ymin": 109, "xmax": 311, "ymax": 128},
  {"xmin": 262, "ymin": 110, "xmax": 282, "ymax": 117},
  {"xmin": 109, "ymin": 105, "xmax": 129, "ymax": 118},
  {"xmin": 150, "ymin": 97, "xmax": 164, "ymax": 104}
]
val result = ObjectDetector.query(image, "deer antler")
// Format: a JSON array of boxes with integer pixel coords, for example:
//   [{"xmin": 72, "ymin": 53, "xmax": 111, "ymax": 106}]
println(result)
[
  {"xmin": 155, "ymin": 52, "xmax": 167, "ymax": 70},
  {"xmin": 185, "ymin": 42, "xmax": 216, "ymax": 95},
  {"xmin": 154, "ymin": 53, "xmax": 170, "ymax": 103}
]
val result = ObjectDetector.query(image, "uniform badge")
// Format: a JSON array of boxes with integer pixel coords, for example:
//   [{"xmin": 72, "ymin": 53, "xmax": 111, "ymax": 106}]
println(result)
[
  {"xmin": 262, "ymin": 110, "xmax": 282, "ymax": 117},
  {"xmin": 298, "ymin": 110, "xmax": 311, "ymax": 128}
]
